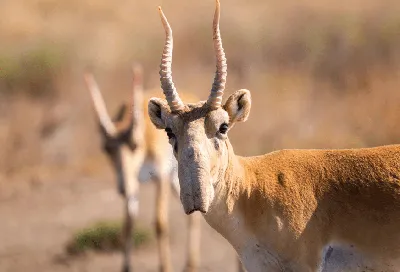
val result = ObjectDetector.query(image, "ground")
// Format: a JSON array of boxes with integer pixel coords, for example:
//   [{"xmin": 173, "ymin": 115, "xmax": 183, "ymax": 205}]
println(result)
[{"xmin": 0, "ymin": 177, "xmax": 237, "ymax": 272}]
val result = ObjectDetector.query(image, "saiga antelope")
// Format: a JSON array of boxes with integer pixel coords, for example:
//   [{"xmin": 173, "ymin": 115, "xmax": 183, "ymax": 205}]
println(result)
[
  {"xmin": 148, "ymin": 1, "xmax": 400, "ymax": 271},
  {"xmin": 84, "ymin": 65, "xmax": 201, "ymax": 272}
]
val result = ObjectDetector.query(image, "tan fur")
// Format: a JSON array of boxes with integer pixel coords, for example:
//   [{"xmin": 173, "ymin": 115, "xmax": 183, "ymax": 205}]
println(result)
[{"xmin": 231, "ymin": 145, "xmax": 400, "ymax": 270}]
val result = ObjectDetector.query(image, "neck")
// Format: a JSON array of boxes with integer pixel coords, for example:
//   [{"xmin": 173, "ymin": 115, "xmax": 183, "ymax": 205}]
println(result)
[{"xmin": 203, "ymin": 139, "xmax": 254, "ymax": 249}]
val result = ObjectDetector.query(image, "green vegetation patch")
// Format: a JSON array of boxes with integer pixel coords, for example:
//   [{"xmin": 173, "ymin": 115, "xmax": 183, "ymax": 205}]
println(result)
[{"xmin": 66, "ymin": 220, "xmax": 151, "ymax": 255}]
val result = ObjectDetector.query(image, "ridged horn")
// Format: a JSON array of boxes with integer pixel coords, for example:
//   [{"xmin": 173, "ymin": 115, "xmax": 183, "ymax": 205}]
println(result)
[
  {"xmin": 207, "ymin": 0, "xmax": 227, "ymax": 110},
  {"xmin": 158, "ymin": 6, "xmax": 185, "ymax": 113},
  {"xmin": 84, "ymin": 73, "xmax": 117, "ymax": 136}
]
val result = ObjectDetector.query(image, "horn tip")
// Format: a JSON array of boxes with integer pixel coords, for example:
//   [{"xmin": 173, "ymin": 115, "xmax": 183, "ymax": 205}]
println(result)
[
  {"xmin": 83, "ymin": 68, "xmax": 92, "ymax": 77},
  {"xmin": 132, "ymin": 63, "xmax": 143, "ymax": 88},
  {"xmin": 158, "ymin": 6, "xmax": 166, "ymax": 19},
  {"xmin": 83, "ymin": 72, "xmax": 94, "ymax": 83},
  {"xmin": 132, "ymin": 62, "xmax": 143, "ymax": 74}
]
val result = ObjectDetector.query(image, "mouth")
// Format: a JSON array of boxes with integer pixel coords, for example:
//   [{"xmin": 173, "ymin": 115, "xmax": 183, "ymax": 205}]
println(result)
[{"xmin": 185, "ymin": 207, "xmax": 207, "ymax": 215}]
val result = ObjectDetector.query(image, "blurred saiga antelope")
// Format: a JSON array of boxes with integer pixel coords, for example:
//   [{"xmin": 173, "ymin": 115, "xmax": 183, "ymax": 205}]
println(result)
[
  {"xmin": 84, "ymin": 65, "xmax": 201, "ymax": 272},
  {"xmin": 148, "ymin": 1, "xmax": 400, "ymax": 271}
]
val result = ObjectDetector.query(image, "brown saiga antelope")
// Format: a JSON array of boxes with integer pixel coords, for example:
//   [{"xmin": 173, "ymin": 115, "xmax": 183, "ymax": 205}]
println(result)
[
  {"xmin": 84, "ymin": 65, "xmax": 201, "ymax": 272},
  {"xmin": 148, "ymin": 1, "xmax": 400, "ymax": 271}
]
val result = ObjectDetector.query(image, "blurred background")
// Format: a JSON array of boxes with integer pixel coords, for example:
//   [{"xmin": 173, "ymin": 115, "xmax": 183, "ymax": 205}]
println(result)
[{"xmin": 0, "ymin": 0, "xmax": 400, "ymax": 271}]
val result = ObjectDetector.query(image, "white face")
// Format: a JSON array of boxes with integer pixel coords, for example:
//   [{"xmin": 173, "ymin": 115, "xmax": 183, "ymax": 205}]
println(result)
[
  {"xmin": 167, "ymin": 103, "xmax": 229, "ymax": 214},
  {"xmin": 148, "ymin": 89, "xmax": 252, "ymax": 214}
]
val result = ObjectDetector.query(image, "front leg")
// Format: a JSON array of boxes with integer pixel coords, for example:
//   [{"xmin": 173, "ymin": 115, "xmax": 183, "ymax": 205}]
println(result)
[
  {"xmin": 155, "ymin": 173, "xmax": 172, "ymax": 272},
  {"xmin": 122, "ymin": 195, "xmax": 138, "ymax": 272}
]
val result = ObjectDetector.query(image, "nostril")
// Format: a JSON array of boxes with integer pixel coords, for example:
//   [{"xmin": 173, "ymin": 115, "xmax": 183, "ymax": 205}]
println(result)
[
  {"xmin": 187, "ymin": 209, "xmax": 196, "ymax": 215},
  {"xmin": 185, "ymin": 146, "xmax": 195, "ymax": 159}
]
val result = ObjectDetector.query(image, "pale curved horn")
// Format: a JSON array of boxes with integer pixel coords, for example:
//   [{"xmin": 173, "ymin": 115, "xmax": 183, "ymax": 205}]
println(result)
[
  {"xmin": 84, "ymin": 73, "xmax": 117, "ymax": 136},
  {"xmin": 207, "ymin": 0, "xmax": 227, "ymax": 110},
  {"xmin": 132, "ymin": 63, "xmax": 143, "ymax": 93},
  {"xmin": 158, "ymin": 6, "xmax": 185, "ymax": 112},
  {"xmin": 131, "ymin": 63, "xmax": 144, "ymax": 124}
]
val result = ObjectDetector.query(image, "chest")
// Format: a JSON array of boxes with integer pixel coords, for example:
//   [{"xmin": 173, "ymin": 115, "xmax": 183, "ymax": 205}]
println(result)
[
  {"xmin": 240, "ymin": 242, "xmax": 286, "ymax": 272},
  {"xmin": 204, "ymin": 209, "xmax": 287, "ymax": 271}
]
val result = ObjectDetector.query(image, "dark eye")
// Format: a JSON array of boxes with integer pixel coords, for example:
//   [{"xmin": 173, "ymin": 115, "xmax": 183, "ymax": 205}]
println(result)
[
  {"xmin": 219, "ymin": 123, "xmax": 229, "ymax": 134},
  {"xmin": 165, "ymin": 127, "xmax": 175, "ymax": 139}
]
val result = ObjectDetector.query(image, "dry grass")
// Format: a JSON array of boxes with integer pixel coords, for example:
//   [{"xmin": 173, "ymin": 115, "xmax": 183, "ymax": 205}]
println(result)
[{"xmin": 0, "ymin": 0, "xmax": 399, "ymax": 182}]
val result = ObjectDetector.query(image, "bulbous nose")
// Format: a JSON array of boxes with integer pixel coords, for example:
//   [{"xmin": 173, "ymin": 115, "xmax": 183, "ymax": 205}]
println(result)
[{"xmin": 179, "ymin": 144, "xmax": 211, "ymax": 214}]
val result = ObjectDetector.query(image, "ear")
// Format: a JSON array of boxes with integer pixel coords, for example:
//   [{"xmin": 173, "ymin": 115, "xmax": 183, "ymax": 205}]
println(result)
[
  {"xmin": 223, "ymin": 89, "xmax": 251, "ymax": 124},
  {"xmin": 148, "ymin": 98, "xmax": 170, "ymax": 129}
]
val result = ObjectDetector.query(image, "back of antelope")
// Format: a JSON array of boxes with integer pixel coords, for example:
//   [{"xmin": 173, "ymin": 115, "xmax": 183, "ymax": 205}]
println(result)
[{"xmin": 84, "ymin": 65, "xmax": 201, "ymax": 272}]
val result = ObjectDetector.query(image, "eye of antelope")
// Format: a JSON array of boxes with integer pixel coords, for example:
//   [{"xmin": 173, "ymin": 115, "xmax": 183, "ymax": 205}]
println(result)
[
  {"xmin": 219, "ymin": 123, "xmax": 229, "ymax": 134},
  {"xmin": 165, "ymin": 127, "xmax": 175, "ymax": 139}
]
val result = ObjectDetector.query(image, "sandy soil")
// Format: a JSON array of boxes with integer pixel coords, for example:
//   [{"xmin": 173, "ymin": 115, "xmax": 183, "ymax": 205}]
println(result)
[{"xmin": 0, "ymin": 177, "xmax": 237, "ymax": 272}]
